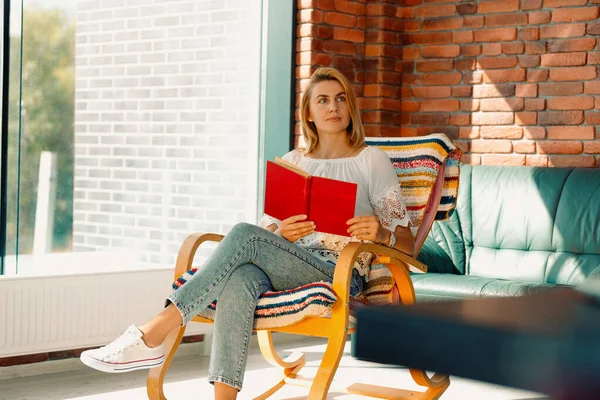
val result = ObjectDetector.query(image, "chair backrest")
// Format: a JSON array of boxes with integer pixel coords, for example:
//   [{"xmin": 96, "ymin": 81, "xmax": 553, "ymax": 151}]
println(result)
[{"xmin": 365, "ymin": 134, "xmax": 462, "ymax": 254}]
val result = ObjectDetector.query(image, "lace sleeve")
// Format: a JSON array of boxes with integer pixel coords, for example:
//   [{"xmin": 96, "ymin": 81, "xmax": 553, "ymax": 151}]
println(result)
[
  {"xmin": 371, "ymin": 184, "xmax": 410, "ymax": 232},
  {"xmin": 259, "ymin": 214, "xmax": 280, "ymax": 230}
]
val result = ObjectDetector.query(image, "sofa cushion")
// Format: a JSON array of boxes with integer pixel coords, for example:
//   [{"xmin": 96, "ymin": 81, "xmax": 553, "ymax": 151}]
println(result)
[{"xmin": 411, "ymin": 273, "xmax": 558, "ymax": 302}]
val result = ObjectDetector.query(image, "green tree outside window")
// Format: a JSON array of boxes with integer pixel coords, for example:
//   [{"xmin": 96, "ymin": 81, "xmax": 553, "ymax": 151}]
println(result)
[{"xmin": 7, "ymin": 7, "xmax": 74, "ymax": 255}]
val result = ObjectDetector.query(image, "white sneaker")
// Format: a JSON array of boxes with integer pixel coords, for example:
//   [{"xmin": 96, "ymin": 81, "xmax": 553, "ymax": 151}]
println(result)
[{"xmin": 80, "ymin": 325, "xmax": 164, "ymax": 373}]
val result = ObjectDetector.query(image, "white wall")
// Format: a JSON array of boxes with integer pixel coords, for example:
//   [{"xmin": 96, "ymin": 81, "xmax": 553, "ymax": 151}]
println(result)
[{"xmin": 73, "ymin": 0, "xmax": 261, "ymax": 267}]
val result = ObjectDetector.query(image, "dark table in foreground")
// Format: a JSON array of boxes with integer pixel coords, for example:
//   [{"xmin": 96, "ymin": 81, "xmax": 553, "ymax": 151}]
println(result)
[{"xmin": 354, "ymin": 288, "xmax": 600, "ymax": 400}]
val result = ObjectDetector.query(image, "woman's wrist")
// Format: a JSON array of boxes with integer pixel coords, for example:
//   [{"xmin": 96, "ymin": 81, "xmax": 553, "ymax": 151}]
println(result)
[{"xmin": 376, "ymin": 228, "xmax": 395, "ymax": 247}]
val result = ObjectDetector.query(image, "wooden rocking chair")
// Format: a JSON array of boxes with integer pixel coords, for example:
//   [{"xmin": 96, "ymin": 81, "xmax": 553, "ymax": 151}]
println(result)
[{"xmin": 147, "ymin": 134, "xmax": 461, "ymax": 400}]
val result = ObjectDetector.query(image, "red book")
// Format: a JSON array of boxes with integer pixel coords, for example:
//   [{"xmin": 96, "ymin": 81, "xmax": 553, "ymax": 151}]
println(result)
[{"xmin": 264, "ymin": 158, "xmax": 358, "ymax": 237}]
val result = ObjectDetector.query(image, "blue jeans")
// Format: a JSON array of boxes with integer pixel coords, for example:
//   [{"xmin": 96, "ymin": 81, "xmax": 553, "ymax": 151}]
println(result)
[{"xmin": 167, "ymin": 222, "xmax": 364, "ymax": 391}]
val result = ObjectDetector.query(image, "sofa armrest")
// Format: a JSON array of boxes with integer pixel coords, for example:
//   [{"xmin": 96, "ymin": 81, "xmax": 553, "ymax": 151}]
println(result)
[{"xmin": 416, "ymin": 235, "xmax": 459, "ymax": 275}]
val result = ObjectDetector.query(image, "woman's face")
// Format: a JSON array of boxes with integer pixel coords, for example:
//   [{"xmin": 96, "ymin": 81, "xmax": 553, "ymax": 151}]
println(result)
[{"xmin": 308, "ymin": 80, "xmax": 351, "ymax": 136}]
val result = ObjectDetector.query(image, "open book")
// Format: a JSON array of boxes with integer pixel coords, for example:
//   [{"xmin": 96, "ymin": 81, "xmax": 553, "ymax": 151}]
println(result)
[{"xmin": 264, "ymin": 157, "xmax": 358, "ymax": 237}]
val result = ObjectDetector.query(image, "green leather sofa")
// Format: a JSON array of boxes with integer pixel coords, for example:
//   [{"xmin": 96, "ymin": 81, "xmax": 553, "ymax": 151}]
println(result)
[{"xmin": 414, "ymin": 164, "xmax": 600, "ymax": 301}]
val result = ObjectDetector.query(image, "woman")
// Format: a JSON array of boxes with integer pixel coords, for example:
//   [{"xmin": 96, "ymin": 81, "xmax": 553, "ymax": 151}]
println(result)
[{"xmin": 80, "ymin": 67, "xmax": 414, "ymax": 400}]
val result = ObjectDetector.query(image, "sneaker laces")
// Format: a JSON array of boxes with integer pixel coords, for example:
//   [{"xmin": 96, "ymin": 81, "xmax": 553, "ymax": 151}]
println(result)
[{"xmin": 99, "ymin": 326, "xmax": 141, "ymax": 362}]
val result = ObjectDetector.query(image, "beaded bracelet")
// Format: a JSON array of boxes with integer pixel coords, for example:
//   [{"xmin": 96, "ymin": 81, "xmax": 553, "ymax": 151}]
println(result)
[{"xmin": 388, "ymin": 231, "xmax": 396, "ymax": 248}]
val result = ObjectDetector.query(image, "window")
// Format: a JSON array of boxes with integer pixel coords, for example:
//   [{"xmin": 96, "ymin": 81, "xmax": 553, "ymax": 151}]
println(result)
[{"xmin": 1, "ymin": 0, "xmax": 293, "ymax": 276}]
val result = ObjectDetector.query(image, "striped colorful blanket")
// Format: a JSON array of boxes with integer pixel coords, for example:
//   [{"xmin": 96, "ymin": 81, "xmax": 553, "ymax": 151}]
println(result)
[
  {"xmin": 172, "ymin": 263, "xmax": 394, "ymax": 329},
  {"xmin": 172, "ymin": 134, "xmax": 461, "ymax": 330},
  {"xmin": 365, "ymin": 133, "xmax": 461, "ymax": 229}
]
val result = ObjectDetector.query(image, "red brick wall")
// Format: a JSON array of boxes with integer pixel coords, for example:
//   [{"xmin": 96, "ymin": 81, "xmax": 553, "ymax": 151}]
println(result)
[
  {"xmin": 295, "ymin": 0, "xmax": 600, "ymax": 167},
  {"xmin": 296, "ymin": 0, "xmax": 404, "ymax": 141}
]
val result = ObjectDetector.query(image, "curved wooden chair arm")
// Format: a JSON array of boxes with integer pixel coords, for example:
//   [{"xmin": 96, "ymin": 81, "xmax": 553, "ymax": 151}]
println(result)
[
  {"xmin": 371, "ymin": 244, "xmax": 427, "ymax": 274},
  {"xmin": 332, "ymin": 242, "xmax": 425, "ymax": 306},
  {"xmin": 330, "ymin": 242, "xmax": 363, "ymax": 305},
  {"xmin": 173, "ymin": 233, "xmax": 224, "ymax": 280},
  {"xmin": 334, "ymin": 241, "xmax": 426, "ymax": 280},
  {"xmin": 174, "ymin": 234, "xmax": 425, "ymax": 287}
]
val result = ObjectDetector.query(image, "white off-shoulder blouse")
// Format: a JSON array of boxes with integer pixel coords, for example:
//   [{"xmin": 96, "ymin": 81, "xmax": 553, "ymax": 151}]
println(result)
[{"xmin": 260, "ymin": 146, "xmax": 410, "ymax": 279}]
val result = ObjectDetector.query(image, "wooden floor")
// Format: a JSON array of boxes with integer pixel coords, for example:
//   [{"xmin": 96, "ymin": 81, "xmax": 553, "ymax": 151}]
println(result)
[{"xmin": 1, "ymin": 334, "xmax": 545, "ymax": 400}]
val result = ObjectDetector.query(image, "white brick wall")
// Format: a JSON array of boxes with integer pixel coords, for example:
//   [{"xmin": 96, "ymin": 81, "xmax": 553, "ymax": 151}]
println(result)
[{"xmin": 74, "ymin": 0, "xmax": 261, "ymax": 266}]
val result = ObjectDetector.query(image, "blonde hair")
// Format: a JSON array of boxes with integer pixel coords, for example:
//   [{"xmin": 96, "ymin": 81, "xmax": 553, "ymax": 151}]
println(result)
[{"xmin": 299, "ymin": 67, "xmax": 365, "ymax": 154}]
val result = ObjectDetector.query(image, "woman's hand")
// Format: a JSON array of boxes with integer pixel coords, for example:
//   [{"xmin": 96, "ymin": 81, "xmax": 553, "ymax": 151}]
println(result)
[
  {"xmin": 280, "ymin": 215, "xmax": 315, "ymax": 242},
  {"xmin": 347, "ymin": 215, "xmax": 390, "ymax": 244}
]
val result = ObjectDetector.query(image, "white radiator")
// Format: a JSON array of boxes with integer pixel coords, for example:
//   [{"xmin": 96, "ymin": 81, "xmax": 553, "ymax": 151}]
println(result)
[{"xmin": 0, "ymin": 269, "xmax": 211, "ymax": 357}]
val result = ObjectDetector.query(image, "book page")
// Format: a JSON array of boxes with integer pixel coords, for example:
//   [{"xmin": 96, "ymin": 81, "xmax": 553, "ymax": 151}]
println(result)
[{"xmin": 274, "ymin": 156, "xmax": 310, "ymax": 178}]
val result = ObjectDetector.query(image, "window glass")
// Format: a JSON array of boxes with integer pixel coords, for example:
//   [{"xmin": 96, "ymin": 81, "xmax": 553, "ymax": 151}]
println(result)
[{"xmin": 4, "ymin": 0, "xmax": 264, "ymax": 275}]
